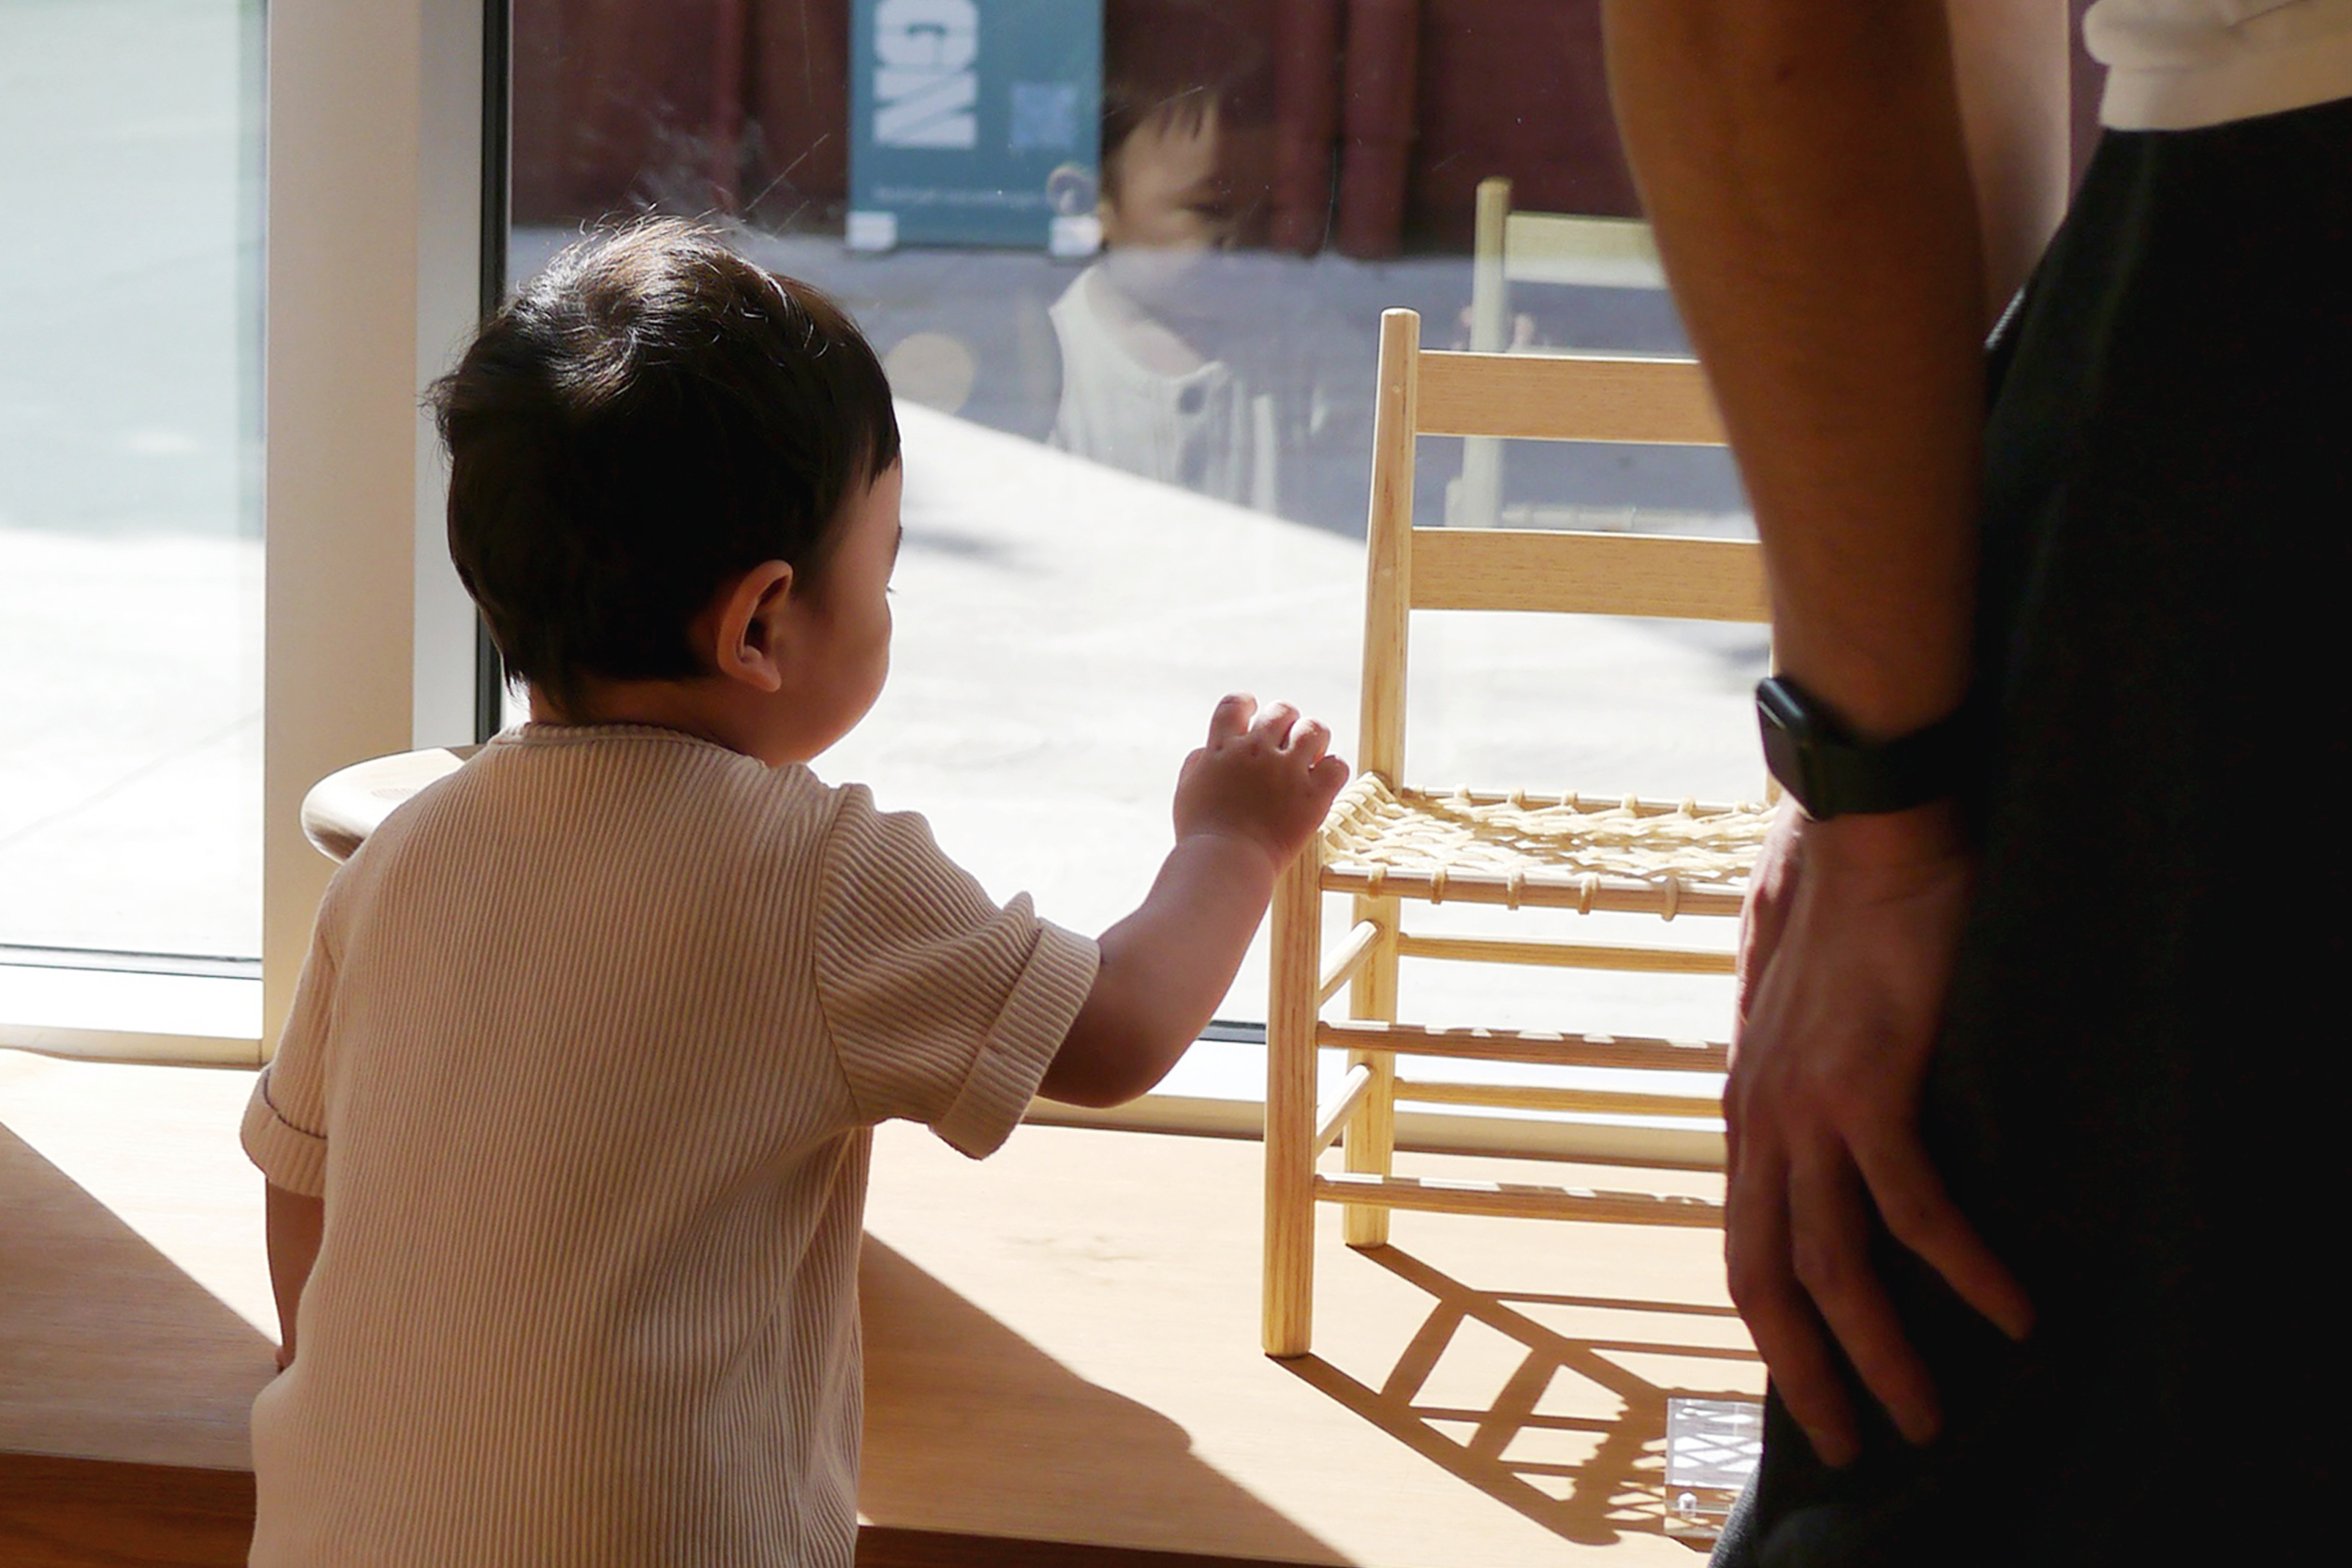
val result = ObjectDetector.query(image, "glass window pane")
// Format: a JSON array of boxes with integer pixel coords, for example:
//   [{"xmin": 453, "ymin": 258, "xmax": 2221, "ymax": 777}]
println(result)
[
  {"xmin": 507, "ymin": 0, "xmax": 1762, "ymax": 1093},
  {"xmin": 0, "ymin": 0, "xmax": 266, "ymax": 964}
]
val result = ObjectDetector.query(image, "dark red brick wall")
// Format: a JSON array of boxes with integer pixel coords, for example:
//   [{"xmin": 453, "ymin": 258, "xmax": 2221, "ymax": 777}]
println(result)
[
  {"xmin": 1408, "ymin": 0, "xmax": 1637, "ymax": 246},
  {"xmin": 511, "ymin": 0, "xmax": 1647, "ymax": 249}
]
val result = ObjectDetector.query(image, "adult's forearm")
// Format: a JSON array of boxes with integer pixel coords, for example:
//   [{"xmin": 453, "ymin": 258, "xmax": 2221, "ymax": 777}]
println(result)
[
  {"xmin": 1946, "ymin": 0, "xmax": 2077, "ymax": 318},
  {"xmin": 1604, "ymin": 0, "xmax": 1985, "ymax": 739}
]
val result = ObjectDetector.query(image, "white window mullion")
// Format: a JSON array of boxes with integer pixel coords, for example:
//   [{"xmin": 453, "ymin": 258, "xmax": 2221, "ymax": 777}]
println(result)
[{"xmin": 262, "ymin": 0, "xmax": 487, "ymax": 1057}]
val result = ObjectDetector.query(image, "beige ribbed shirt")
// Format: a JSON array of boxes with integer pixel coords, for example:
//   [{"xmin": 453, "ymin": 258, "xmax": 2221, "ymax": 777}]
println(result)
[{"xmin": 241, "ymin": 725, "xmax": 1098, "ymax": 1568}]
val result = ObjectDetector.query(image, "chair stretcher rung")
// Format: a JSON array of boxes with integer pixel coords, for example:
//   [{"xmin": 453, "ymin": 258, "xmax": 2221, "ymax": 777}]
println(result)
[
  {"xmin": 1313, "ymin": 1062, "xmax": 1376, "ymax": 1154},
  {"xmin": 1316, "ymin": 920, "xmax": 1384, "ymax": 1005},
  {"xmin": 1393, "ymin": 932, "xmax": 1734, "ymax": 975},
  {"xmin": 1314, "ymin": 1172, "xmax": 1723, "ymax": 1227},
  {"xmin": 1316, "ymin": 1019, "xmax": 1728, "ymax": 1074},
  {"xmin": 1317, "ymin": 864, "xmax": 1745, "ymax": 919},
  {"xmin": 1393, "ymin": 1078, "xmax": 1721, "ymax": 1121}
]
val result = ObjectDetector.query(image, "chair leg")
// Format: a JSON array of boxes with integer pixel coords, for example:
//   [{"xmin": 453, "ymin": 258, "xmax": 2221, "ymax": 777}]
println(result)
[
  {"xmin": 1262, "ymin": 850, "xmax": 1322, "ymax": 1356},
  {"xmin": 1342, "ymin": 894, "xmax": 1401, "ymax": 1249}
]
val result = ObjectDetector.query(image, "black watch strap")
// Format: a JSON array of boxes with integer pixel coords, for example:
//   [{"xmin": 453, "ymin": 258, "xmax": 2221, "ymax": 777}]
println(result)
[{"xmin": 1756, "ymin": 675, "xmax": 1971, "ymax": 819}]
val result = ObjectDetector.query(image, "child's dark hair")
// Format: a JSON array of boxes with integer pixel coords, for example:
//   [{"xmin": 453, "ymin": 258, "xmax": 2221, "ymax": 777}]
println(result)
[
  {"xmin": 432, "ymin": 218, "xmax": 900, "ymax": 717},
  {"xmin": 1100, "ymin": 0, "xmax": 1272, "ymax": 190}
]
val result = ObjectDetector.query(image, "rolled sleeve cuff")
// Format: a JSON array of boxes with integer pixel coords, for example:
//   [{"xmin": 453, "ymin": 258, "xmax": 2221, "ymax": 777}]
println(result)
[
  {"xmin": 932, "ymin": 919, "xmax": 1099, "ymax": 1159},
  {"xmin": 241, "ymin": 1069, "xmax": 329, "ymax": 1196}
]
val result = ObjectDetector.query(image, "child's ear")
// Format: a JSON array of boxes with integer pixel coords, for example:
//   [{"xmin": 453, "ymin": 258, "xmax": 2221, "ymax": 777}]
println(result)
[{"xmin": 707, "ymin": 561, "xmax": 795, "ymax": 694}]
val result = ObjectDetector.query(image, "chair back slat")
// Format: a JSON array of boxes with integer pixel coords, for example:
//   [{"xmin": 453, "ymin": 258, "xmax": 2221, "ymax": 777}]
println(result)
[
  {"xmin": 1408, "ymin": 528, "xmax": 1769, "ymax": 621},
  {"xmin": 1417, "ymin": 349, "xmax": 1726, "ymax": 446},
  {"xmin": 1500, "ymin": 211, "xmax": 1665, "ymax": 290}
]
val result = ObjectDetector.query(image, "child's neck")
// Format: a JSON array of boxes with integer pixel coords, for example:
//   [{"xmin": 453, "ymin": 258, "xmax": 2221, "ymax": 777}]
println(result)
[
  {"xmin": 527, "ymin": 681, "xmax": 772, "ymax": 763},
  {"xmin": 1086, "ymin": 265, "xmax": 1211, "ymax": 376}
]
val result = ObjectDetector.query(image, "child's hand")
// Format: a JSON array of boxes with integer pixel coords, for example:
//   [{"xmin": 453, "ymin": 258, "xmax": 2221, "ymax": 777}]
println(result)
[{"xmin": 1172, "ymin": 694, "xmax": 1349, "ymax": 872}]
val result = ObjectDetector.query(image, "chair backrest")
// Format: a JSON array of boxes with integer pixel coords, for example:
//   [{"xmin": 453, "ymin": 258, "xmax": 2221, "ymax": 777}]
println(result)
[{"xmin": 1358, "ymin": 306, "xmax": 1768, "ymax": 784}]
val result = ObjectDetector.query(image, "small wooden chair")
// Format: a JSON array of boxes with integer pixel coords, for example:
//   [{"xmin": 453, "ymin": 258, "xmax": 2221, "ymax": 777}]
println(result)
[
  {"xmin": 1261, "ymin": 307, "xmax": 1771, "ymax": 1357},
  {"xmin": 1458, "ymin": 176, "xmax": 1668, "ymax": 529}
]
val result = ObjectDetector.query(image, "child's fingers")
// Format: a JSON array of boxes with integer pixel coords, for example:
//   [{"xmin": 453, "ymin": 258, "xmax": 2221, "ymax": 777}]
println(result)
[
  {"xmin": 1285, "ymin": 716, "xmax": 1330, "ymax": 765},
  {"xmin": 1308, "ymin": 753, "xmax": 1350, "ymax": 797},
  {"xmin": 1250, "ymin": 700, "xmax": 1301, "ymax": 747},
  {"xmin": 1208, "ymin": 693, "xmax": 1257, "ymax": 745}
]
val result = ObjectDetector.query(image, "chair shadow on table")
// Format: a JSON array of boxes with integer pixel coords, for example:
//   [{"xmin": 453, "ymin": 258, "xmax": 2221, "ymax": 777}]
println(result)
[
  {"xmin": 1275, "ymin": 1244, "xmax": 1760, "ymax": 1551},
  {"xmin": 858, "ymin": 1238, "xmax": 1351, "ymax": 1567}
]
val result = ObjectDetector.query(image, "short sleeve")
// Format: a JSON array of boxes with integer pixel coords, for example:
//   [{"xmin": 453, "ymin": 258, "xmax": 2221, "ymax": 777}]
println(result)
[
  {"xmin": 241, "ymin": 921, "xmax": 338, "ymax": 1196},
  {"xmin": 813, "ymin": 786, "xmax": 1099, "ymax": 1158}
]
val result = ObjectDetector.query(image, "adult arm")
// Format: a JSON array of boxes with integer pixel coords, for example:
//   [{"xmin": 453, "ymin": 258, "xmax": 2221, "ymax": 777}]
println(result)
[
  {"xmin": 1601, "ymin": 0, "xmax": 2059, "ymax": 1465},
  {"xmin": 265, "ymin": 1180, "xmax": 324, "ymax": 1370}
]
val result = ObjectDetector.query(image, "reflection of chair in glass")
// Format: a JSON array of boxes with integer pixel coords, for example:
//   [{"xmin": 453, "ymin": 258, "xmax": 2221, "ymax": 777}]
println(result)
[
  {"xmin": 1261, "ymin": 306, "xmax": 1771, "ymax": 1357},
  {"xmin": 1457, "ymin": 176, "xmax": 1668, "ymax": 529}
]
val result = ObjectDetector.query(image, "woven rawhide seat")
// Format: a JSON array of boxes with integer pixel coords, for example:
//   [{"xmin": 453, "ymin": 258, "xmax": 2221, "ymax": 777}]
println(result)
[{"xmin": 1315, "ymin": 775, "xmax": 1771, "ymax": 918}]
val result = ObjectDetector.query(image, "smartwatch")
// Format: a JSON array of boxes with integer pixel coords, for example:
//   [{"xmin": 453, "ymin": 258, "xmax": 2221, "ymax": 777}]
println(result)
[{"xmin": 1756, "ymin": 675, "xmax": 1971, "ymax": 820}]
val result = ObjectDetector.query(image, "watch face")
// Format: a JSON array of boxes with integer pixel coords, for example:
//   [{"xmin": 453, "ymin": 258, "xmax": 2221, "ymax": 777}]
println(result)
[
  {"xmin": 1755, "ymin": 677, "xmax": 1809, "ymax": 740},
  {"xmin": 1756, "ymin": 678, "xmax": 1815, "ymax": 812}
]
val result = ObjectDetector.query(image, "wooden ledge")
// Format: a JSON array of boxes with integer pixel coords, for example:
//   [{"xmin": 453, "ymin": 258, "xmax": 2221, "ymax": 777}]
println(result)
[
  {"xmin": 0, "ymin": 1458, "xmax": 1282, "ymax": 1568},
  {"xmin": 0, "ymin": 1455, "xmax": 254, "ymax": 1568},
  {"xmin": 3, "ymin": 1051, "xmax": 1754, "ymax": 1565}
]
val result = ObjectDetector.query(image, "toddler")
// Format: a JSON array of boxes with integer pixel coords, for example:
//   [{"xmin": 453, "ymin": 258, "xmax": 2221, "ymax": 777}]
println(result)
[{"xmin": 240, "ymin": 217, "xmax": 1345, "ymax": 1568}]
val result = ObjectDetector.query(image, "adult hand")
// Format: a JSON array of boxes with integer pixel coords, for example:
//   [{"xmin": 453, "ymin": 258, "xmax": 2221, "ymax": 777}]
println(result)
[{"xmin": 1724, "ymin": 801, "xmax": 2032, "ymax": 1468}]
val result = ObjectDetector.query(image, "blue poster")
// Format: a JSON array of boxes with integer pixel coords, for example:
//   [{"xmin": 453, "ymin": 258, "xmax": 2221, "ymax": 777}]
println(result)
[{"xmin": 847, "ymin": 0, "xmax": 1104, "ymax": 256}]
